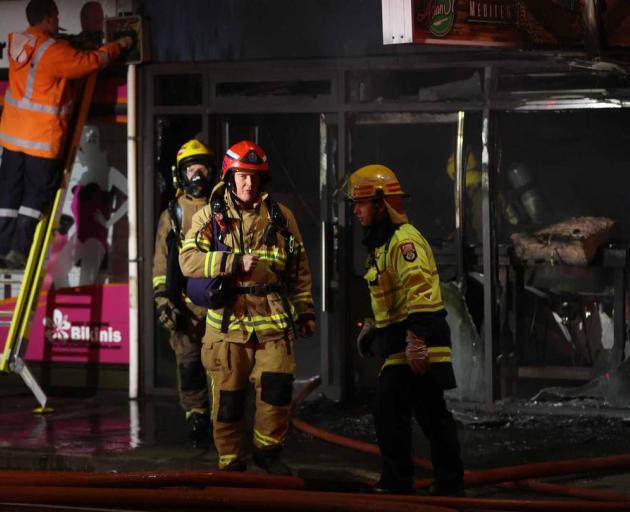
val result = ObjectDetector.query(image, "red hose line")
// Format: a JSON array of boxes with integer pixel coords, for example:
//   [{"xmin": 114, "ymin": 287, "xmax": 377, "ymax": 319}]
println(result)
[
  {"xmin": 462, "ymin": 454, "xmax": 630, "ymax": 488},
  {"xmin": 0, "ymin": 485, "xmax": 456, "ymax": 512},
  {"xmin": 503, "ymin": 480, "xmax": 630, "ymax": 502},
  {"xmin": 366, "ymin": 492, "xmax": 630, "ymax": 511},
  {"xmin": 291, "ymin": 417, "xmax": 433, "ymax": 470},
  {"xmin": 0, "ymin": 469, "xmax": 308, "ymax": 490},
  {"xmin": 3, "ymin": 485, "xmax": 630, "ymax": 512}
]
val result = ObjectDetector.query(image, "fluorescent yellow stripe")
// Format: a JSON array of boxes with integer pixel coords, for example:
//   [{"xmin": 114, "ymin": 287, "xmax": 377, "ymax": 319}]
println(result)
[
  {"xmin": 427, "ymin": 345, "xmax": 452, "ymax": 363},
  {"xmin": 206, "ymin": 316, "xmax": 292, "ymax": 332},
  {"xmin": 185, "ymin": 407, "xmax": 208, "ymax": 419},
  {"xmin": 375, "ymin": 311, "xmax": 408, "ymax": 328},
  {"xmin": 204, "ymin": 251, "xmax": 212, "ymax": 277},
  {"xmin": 429, "ymin": 356, "xmax": 452, "ymax": 363},
  {"xmin": 380, "ymin": 352, "xmax": 409, "ymax": 373},
  {"xmin": 207, "ymin": 310, "xmax": 296, "ymax": 324},
  {"xmin": 399, "ymin": 265, "xmax": 423, "ymax": 278},
  {"xmin": 254, "ymin": 429, "xmax": 282, "ymax": 447},
  {"xmin": 206, "ymin": 308, "xmax": 296, "ymax": 332},
  {"xmin": 152, "ymin": 275, "xmax": 166, "ymax": 287},
  {"xmin": 378, "ymin": 351, "xmax": 452, "ymax": 370},
  {"xmin": 291, "ymin": 292, "xmax": 312, "ymax": 303},
  {"xmin": 182, "ymin": 238, "xmax": 198, "ymax": 249},
  {"xmin": 219, "ymin": 454, "xmax": 239, "ymax": 468},
  {"xmin": 251, "ymin": 248, "xmax": 286, "ymax": 264},
  {"xmin": 428, "ymin": 346, "xmax": 451, "ymax": 355},
  {"xmin": 371, "ymin": 286, "xmax": 402, "ymax": 299}
]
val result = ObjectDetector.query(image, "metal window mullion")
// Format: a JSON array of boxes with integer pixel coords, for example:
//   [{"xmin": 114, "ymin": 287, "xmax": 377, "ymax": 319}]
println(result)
[
  {"xmin": 481, "ymin": 66, "xmax": 499, "ymax": 406},
  {"xmin": 454, "ymin": 111, "xmax": 465, "ymax": 282}
]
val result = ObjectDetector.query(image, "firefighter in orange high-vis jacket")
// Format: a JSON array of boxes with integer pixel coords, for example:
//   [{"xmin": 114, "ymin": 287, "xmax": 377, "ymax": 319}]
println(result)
[
  {"xmin": 349, "ymin": 164, "xmax": 464, "ymax": 497},
  {"xmin": 179, "ymin": 140, "xmax": 315, "ymax": 475},
  {"xmin": 152, "ymin": 140, "xmax": 216, "ymax": 446},
  {"xmin": 0, "ymin": 0, "xmax": 132, "ymax": 269}
]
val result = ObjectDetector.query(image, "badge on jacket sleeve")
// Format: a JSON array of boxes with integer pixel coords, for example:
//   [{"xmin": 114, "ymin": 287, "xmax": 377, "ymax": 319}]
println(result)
[{"xmin": 400, "ymin": 242, "xmax": 417, "ymax": 262}]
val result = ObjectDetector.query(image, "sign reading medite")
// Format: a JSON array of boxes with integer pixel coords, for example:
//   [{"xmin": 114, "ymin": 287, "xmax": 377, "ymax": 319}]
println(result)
[
  {"xmin": 468, "ymin": 0, "xmax": 515, "ymax": 24},
  {"xmin": 413, "ymin": 0, "xmax": 523, "ymax": 46}
]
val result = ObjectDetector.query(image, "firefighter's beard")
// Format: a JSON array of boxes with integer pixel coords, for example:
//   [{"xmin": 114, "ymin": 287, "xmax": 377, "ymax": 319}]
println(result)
[{"xmin": 361, "ymin": 212, "xmax": 395, "ymax": 250}]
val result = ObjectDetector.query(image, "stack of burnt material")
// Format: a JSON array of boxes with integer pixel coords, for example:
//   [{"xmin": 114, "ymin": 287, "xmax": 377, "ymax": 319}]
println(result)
[{"xmin": 511, "ymin": 216, "xmax": 616, "ymax": 265}]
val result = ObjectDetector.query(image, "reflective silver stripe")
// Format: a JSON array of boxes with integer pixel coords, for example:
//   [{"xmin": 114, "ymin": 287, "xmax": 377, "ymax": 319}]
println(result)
[
  {"xmin": 0, "ymin": 131, "xmax": 51, "ymax": 152},
  {"xmin": 24, "ymin": 38, "xmax": 55, "ymax": 101},
  {"xmin": 5, "ymin": 90, "xmax": 70, "ymax": 116},
  {"xmin": 97, "ymin": 50, "xmax": 109, "ymax": 67},
  {"xmin": 0, "ymin": 209, "xmax": 18, "ymax": 218},
  {"xmin": 18, "ymin": 206, "xmax": 42, "ymax": 219}
]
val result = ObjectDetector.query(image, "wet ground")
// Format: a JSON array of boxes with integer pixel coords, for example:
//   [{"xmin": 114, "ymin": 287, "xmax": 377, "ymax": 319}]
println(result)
[{"xmin": 1, "ymin": 381, "xmax": 630, "ymax": 509}]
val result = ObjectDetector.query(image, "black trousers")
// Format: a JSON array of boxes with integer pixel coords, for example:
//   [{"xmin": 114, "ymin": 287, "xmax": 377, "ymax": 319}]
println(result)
[
  {"xmin": 374, "ymin": 364, "xmax": 463, "ymax": 492},
  {"xmin": 0, "ymin": 148, "xmax": 62, "ymax": 255}
]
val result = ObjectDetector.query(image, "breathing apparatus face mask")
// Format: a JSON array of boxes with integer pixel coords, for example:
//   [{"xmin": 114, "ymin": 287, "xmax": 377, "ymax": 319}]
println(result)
[{"xmin": 183, "ymin": 166, "xmax": 211, "ymax": 198}]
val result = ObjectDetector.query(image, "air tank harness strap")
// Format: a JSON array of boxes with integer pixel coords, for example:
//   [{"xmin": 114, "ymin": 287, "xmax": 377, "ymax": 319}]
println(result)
[
  {"xmin": 234, "ymin": 284, "xmax": 283, "ymax": 296},
  {"xmin": 263, "ymin": 197, "xmax": 299, "ymax": 339}
]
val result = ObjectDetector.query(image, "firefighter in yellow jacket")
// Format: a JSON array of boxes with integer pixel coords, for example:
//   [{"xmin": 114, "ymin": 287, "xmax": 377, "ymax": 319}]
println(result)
[
  {"xmin": 153, "ymin": 140, "xmax": 215, "ymax": 445},
  {"xmin": 179, "ymin": 140, "xmax": 315, "ymax": 474},
  {"xmin": 0, "ymin": 0, "xmax": 132, "ymax": 268},
  {"xmin": 350, "ymin": 164, "xmax": 464, "ymax": 496}
]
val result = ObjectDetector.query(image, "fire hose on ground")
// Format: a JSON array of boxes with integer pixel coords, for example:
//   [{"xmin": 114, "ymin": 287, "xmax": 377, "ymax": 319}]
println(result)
[
  {"xmin": 1, "ymin": 376, "xmax": 630, "ymax": 510},
  {"xmin": 1, "ymin": 477, "xmax": 630, "ymax": 511}
]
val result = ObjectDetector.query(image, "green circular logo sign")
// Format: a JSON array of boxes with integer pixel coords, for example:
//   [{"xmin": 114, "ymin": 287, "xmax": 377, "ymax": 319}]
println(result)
[{"xmin": 429, "ymin": 0, "xmax": 456, "ymax": 38}]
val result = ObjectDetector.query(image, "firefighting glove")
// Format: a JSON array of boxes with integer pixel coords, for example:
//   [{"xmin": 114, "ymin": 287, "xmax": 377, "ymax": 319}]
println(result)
[
  {"xmin": 405, "ymin": 330, "xmax": 430, "ymax": 375},
  {"xmin": 356, "ymin": 318, "xmax": 376, "ymax": 358},
  {"xmin": 155, "ymin": 297, "xmax": 181, "ymax": 331}
]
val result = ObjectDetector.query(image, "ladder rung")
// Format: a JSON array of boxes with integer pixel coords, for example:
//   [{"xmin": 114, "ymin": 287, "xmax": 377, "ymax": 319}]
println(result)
[
  {"xmin": 0, "ymin": 320, "xmax": 12, "ymax": 326},
  {"xmin": 0, "ymin": 311, "xmax": 14, "ymax": 316}
]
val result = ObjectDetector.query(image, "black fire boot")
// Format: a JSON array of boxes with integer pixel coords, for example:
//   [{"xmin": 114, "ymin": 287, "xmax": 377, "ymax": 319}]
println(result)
[
  {"xmin": 187, "ymin": 411, "xmax": 212, "ymax": 448},
  {"xmin": 370, "ymin": 478, "xmax": 415, "ymax": 495},
  {"xmin": 253, "ymin": 446, "xmax": 293, "ymax": 476},
  {"xmin": 417, "ymin": 481, "xmax": 465, "ymax": 497},
  {"xmin": 220, "ymin": 461, "xmax": 247, "ymax": 472}
]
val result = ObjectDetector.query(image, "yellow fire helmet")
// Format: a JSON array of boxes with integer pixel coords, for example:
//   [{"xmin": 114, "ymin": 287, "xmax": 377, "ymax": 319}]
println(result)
[
  {"xmin": 172, "ymin": 139, "xmax": 215, "ymax": 191},
  {"xmin": 347, "ymin": 164, "xmax": 408, "ymax": 202},
  {"xmin": 446, "ymin": 151, "xmax": 482, "ymax": 188},
  {"xmin": 347, "ymin": 164, "xmax": 408, "ymax": 224},
  {"xmin": 176, "ymin": 139, "xmax": 214, "ymax": 170}
]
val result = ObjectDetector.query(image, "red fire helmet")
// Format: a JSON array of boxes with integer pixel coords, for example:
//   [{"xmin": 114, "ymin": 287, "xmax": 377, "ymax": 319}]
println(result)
[{"xmin": 221, "ymin": 140, "xmax": 269, "ymax": 179}]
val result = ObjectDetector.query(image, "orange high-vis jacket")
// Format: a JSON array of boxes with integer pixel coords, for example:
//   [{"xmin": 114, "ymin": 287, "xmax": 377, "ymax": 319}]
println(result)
[{"xmin": 0, "ymin": 26, "xmax": 123, "ymax": 159}]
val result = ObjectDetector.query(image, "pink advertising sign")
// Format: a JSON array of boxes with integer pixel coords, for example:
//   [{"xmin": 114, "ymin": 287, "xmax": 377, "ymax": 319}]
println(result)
[{"xmin": 0, "ymin": 284, "xmax": 129, "ymax": 364}]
